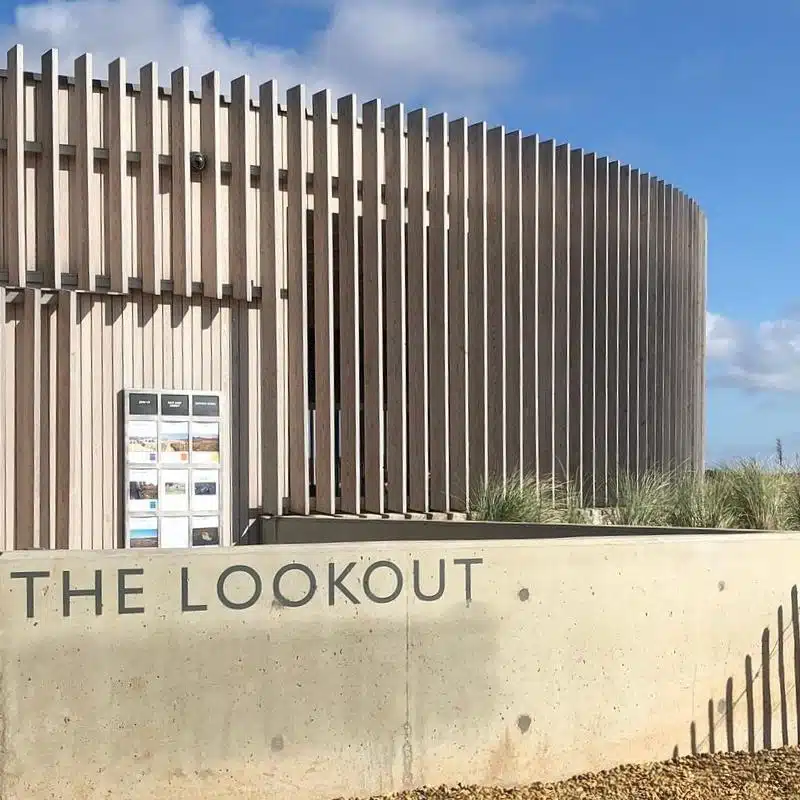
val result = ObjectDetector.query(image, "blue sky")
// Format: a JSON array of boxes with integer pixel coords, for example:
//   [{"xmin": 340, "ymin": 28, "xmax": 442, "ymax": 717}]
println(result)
[{"xmin": 0, "ymin": 0, "xmax": 797, "ymax": 465}]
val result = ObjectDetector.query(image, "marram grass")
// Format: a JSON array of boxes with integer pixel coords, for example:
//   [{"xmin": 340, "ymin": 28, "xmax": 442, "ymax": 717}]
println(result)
[{"xmin": 470, "ymin": 461, "xmax": 800, "ymax": 532}]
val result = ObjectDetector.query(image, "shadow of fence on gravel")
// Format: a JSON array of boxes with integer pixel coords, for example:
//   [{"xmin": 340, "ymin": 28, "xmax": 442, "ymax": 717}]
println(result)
[{"xmin": 675, "ymin": 585, "xmax": 800, "ymax": 760}]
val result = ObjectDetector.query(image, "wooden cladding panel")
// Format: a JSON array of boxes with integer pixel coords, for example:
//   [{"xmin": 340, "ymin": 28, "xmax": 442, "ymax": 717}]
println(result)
[{"xmin": 0, "ymin": 51, "xmax": 708, "ymax": 543}]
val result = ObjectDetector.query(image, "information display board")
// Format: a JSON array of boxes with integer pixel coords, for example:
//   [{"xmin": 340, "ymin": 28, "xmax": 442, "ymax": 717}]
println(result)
[{"xmin": 123, "ymin": 389, "xmax": 225, "ymax": 550}]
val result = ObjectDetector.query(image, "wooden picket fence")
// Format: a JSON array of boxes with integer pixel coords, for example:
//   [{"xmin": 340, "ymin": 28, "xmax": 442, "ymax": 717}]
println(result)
[{"xmin": 0, "ymin": 45, "xmax": 706, "ymax": 549}]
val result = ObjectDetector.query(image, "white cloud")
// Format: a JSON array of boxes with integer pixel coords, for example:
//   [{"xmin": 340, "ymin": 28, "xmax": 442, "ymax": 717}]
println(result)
[
  {"xmin": 0, "ymin": 0, "xmax": 574, "ymax": 114},
  {"xmin": 706, "ymin": 309, "xmax": 800, "ymax": 393}
]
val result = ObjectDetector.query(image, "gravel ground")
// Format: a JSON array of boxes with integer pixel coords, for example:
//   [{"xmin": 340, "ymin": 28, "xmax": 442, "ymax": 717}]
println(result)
[{"xmin": 339, "ymin": 747, "xmax": 800, "ymax": 799}]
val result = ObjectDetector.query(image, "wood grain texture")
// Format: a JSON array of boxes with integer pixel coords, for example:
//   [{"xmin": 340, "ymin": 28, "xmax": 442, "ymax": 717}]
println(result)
[
  {"xmin": 230, "ymin": 75, "xmax": 254, "ymax": 302},
  {"xmin": 16, "ymin": 289, "xmax": 42, "ymax": 548},
  {"xmin": 139, "ymin": 63, "xmax": 162, "ymax": 296},
  {"xmin": 170, "ymin": 67, "xmax": 192, "ymax": 298},
  {"xmin": 4, "ymin": 46, "xmax": 25, "ymax": 287},
  {"xmin": 39, "ymin": 50, "xmax": 61, "ymax": 289},
  {"xmin": 568, "ymin": 148, "xmax": 583, "ymax": 491},
  {"xmin": 107, "ymin": 58, "xmax": 129, "ymax": 294},
  {"xmin": 361, "ymin": 99, "xmax": 385, "ymax": 515},
  {"xmin": 312, "ymin": 89, "xmax": 335, "ymax": 515},
  {"xmin": 536, "ymin": 140, "xmax": 556, "ymax": 484},
  {"xmin": 73, "ymin": 54, "xmax": 95, "ymax": 290},
  {"xmin": 504, "ymin": 131, "xmax": 523, "ymax": 483},
  {"xmin": 407, "ymin": 107, "xmax": 429, "ymax": 512},
  {"xmin": 447, "ymin": 117, "xmax": 469, "ymax": 511},
  {"xmin": 428, "ymin": 113, "xmax": 449, "ymax": 511},
  {"xmin": 581, "ymin": 153, "xmax": 597, "ymax": 504},
  {"xmin": 467, "ymin": 122, "xmax": 488, "ymax": 494},
  {"xmin": 521, "ymin": 134, "xmax": 539, "ymax": 478},
  {"xmin": 201, "ymin": 71, "xmax": 223, "ymax": 300},
  {"xmin": 384, "ymin": 104, "xmax": 408, "ymax": 514},
  {"xmin": 286, "ymin": 85, "xmax": 311, "ymax": 515},
  {"xmin": 486, "ymin": 126, "xmax": 507, "ymax": 483},
  {"xmin": 337, "ymin": 94, "xmax": 361, "ymax": 515}
]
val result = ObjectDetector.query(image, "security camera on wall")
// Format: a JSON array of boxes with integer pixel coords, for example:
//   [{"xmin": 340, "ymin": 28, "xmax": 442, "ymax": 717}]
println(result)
[{"xmin": 189, "ymin": 151, "xmax": 207, "ymax": 172}]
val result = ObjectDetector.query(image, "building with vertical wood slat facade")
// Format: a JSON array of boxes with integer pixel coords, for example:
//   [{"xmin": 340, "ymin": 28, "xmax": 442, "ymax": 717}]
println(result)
[{"xmin": 0, "ymin": 45, "xmax": 706, "ymax": 551}]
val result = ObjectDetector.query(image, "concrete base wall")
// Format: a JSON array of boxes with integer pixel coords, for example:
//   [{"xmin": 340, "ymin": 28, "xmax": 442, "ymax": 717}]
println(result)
[{"xmin": 1, "ymin": 528, "xmax": 797, "ymax": 799}]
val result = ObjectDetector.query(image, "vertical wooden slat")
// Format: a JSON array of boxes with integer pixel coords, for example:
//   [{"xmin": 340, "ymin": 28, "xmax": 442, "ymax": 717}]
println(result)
[
  {"xmin": 5, "ymin": 46, "xmax": 25, "ymax": 288},
  {"xmin": 312, "ymin": 89, "xmax": 335, "ymax": 515},
  {"xmin": 111, "ymin": 297, "xmax": 123, "ymax": 547},
  {"xmin": 684, "ymin": 198, "xmax": 692, "ymax": 469},
  {"xmin": 505, "ymin": 131, "xmax": 523, "ymax": 483},
  {"xmin": 553, "ymin": 143, "xmax": 570, "ymax": 483},
  {"xmin": 101, "ymin": 298, "xmax": 114, "ymax": 548},
  {"xmin": 201, "ymin": 70, "xmax": 223, "ymax": 299},
  {"xmin": 16, "ymin": 289, "xmax": 42, "ymax": 548},
  {"xmin": 684, "ymin": 194, "xmax": 691, "ymax": 467},
  {"xmin": 568, "ymin": 148, "xmax": 583, "ymax": 490},
  {"xmin": 582, "ymin": 153, "xmax": 597, "ymax": 504},
  {"xmin": 428, "ymin": 113, "xmax": 449, "ymax": 511},
  {"xmin": 73, "ymin": 54, "xmax": 95, "ymax": 290},
  {"xmin": 627, "ymin": 169, "xmax": 640, "ymax": 477},
  {"xmin": 617, "ymin": 166, "xmax": 631, "ymax": 479},
  {"xmin": 108, "ymin": 58, "xmax": 129, "ymax": 294},
  {"xmin": 230, "ymin": 74, "xmax": 254, "ymax": 301},
  {"xmin": 90, "ymin": 298, "xmax": 103, "ymax": 549},
  {"xmin": 447, "ymin": 118, "xmax": 469, "ymax": 512},
  {"xmin": 675, "ymin": 193, "xmax": 684, "ymax": 467},
  {"xmin": 139, "ymin": 63, "xmax": 162, "ymax": 296},
  {"xmin": 229, "ymin": 302, "xmax": 243, "ymax": 536},
  {"xmin": 693, "ymin": 209, "xmax": 700, "ymax": 470},
  {"xmin": 4, "ymin": 294, "xmax": 16, "ymax": 548},
  {"xmin": 407, "ymin": 107, "xmax": 429, "ymax": 512},
  {"xmin": 286, "ymin": 85, "xmax": 311, "ymax": 514},
  {"xmin": 594, "ymin": 158, "xmax": 609, "ymax": 502},
  {"xmin": 40, "ymin": 49, "xmax": 61, "ymax": 289},
  {"xmin": 467, "ymin": 122, "xmax": 488, "ymax": 495},
  {"xmin": 171, "ymin": 67, "xmax": 192, "ymax": 298},
  {"xmin": 337, "ymin": 93, "xmax": 360, "ymax": 515},
  {"xmin": 2, "ymin": 293, "xmax": 16, "ymax": 549},
  {"xmin": 521, "ymin": 134, "xmax": 539, "ymax": 479},
  {"xmin": 663, "ymin": 187, "xmax": 674, "ymax": 470},
  {"xmin": 486, "ymin": 126, "xmax": 506, "ymax": 484},
  {"xmin": 384, "ymin": 103, "xmax": 408, "ymax": 514},
  {"xmin": 259, "ymin": 80, "xmax": 285, "ymax": 516},
  {"xmin": 700, "ymin": 212, "xmax": 708, "ymax": 471},
  {"xmin": 691, "ymin": 205, "xmax": 697, "ymax": 469},
  {"xmin": 537, "ymin": 140, "xmax": 556, "ymax": 484},
  {"xmin": 41, "ymin": 304, "xmax": 53, "ymax": 549},
  {"xmin": 0, "ymin": 290, "xmax": 9, "ymax": 548},
  {"xmin": 361, "ymin": 99, "xmax": 384, "ymax": 514},
  {"xmin": 606, "ymin": 161, "xmax": 620, "ymax": 490},
  {"xmin": 639, "ymin": 173, "xmax": 651, "ymax": 472},
  {"xmin": 75, "ymin": 296, "xmax": 88, "ymax": 549},
  {"xmin": 654, "ymin": 180, "xmax": 666, "ymax": 470}
]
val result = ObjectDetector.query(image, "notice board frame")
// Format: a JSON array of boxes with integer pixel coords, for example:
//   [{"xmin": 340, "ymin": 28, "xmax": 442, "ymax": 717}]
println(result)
[{"xmin": 122, "ymin": 388, "xmax": 227, "ymax": 550}]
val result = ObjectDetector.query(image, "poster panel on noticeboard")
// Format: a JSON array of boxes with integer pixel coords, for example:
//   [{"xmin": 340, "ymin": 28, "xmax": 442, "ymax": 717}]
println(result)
[{"xmin": 129, "ymin": 516, "xmax": 159, "ymax": 548}]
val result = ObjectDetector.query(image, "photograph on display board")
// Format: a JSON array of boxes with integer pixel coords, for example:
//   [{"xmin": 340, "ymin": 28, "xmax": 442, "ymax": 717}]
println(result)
[
  {"xmin": 129, "ymin": 517, "xmax": 159, "ymax": 548},
  {"xmin": 129, "ymin": 469, "xmax": 159, "ymax": 512},
  {"xmin": 160, "ymin": 517, "xmax": 190, "ymax": 549},
  {"xmin": 191, "ymin": 470, "xmax": 219, "ymax": 512},
  {"xmin": 127, "ymin": 421, "xmax": 158, "ymax": 463},
  {"xmin": 160, "ymin": 421, "xmax": 190, "ymax": 463},
  {"xmin": 160, "ymin": 469, "xmax": 189, "ymax": 512},
  {"xmin": 191, "ymin": 422, "xmax": 220, "ymax": 464},
  {"xmin": 191, "ymin": 516, "xmax": 220, "ymax": 547}
]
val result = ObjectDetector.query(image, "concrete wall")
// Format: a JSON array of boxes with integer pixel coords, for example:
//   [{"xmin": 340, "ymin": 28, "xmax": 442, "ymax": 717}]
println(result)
[{"xmin": 1, "ymin": 526, "xmax": 797, "ymax": 799}]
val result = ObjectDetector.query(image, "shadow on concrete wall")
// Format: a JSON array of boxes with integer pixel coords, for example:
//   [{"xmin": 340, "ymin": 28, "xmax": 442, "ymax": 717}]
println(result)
[{"xmin": 675, "ymin": 585, "xmax": 800, "ymax": 759}]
